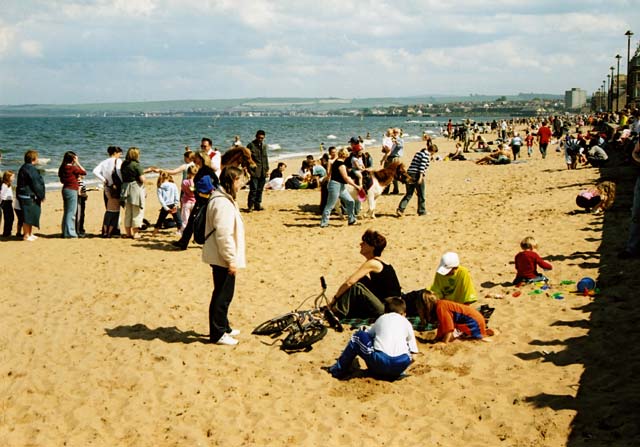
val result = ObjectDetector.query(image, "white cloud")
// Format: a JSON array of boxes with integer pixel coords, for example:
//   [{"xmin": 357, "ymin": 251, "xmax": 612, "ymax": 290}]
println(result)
[
  {"xmin": 20, "ymin": 39, "xmax": 42, "ymax": 58},
  {"xmin": 0, "ymin": 24, "xmax": 15, "ymax": 57}
]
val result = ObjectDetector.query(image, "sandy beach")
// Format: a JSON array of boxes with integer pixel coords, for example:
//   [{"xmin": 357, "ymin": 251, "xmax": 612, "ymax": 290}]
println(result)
[{"xmin": 1, "ymin": 130, "xmax": 638, "ymax": 446}]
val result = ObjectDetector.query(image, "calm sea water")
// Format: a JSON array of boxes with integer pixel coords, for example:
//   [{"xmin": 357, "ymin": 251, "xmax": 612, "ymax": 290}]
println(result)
[{"xmin": 0, "ymin": 115, "xmax": 449, "ymax": 189}]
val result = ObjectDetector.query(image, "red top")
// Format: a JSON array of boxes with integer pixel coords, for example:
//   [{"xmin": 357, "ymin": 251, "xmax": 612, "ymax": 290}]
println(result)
[
  {"xmin": 515, "ymin": 250, "xmax": 552, "ymax": 279},
  {"xmin": 59, "ymin": 164, "xmax": 87, "ymax": 190},
  {"xmin": 537, "ymin": 126, "xmax": 552, "ymax": 144}
]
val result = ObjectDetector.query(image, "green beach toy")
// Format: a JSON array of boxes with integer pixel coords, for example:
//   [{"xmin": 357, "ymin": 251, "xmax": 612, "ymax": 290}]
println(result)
[
  {"xmin": 528, "ymin": 289, "xmax": 543, "ymax": 295},
  {"xmin": 560, "ymin": 280, "xmax": 575, "ymax": 285}
]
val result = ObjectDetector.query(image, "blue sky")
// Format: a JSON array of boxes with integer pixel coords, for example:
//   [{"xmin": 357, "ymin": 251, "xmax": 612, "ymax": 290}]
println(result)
[{"xmin": 1, "ymin": 0, "xmax": 639, "ymax": 105}]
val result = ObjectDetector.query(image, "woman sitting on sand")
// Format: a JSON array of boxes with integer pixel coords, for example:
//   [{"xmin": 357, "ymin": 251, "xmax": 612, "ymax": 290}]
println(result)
[
  {"xmin": 475, "ymin": 144, "xmax": 512, "ymax": 165},
  {"xmin": 328, "ymin": 229, "xmax": 402, "ymax": 320}
]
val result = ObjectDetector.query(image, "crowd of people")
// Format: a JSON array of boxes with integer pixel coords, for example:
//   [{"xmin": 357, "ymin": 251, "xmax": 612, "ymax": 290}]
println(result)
[{"xmin": 2, "ymin": 110, "xmax": 640, "ymax": 377}]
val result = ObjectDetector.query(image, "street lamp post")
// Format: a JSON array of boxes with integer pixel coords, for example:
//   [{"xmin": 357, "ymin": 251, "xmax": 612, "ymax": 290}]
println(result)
[
  {"xmin": 610, "ymin": 66, "xmax": 615, "ymax": 112},
  {"xmin": 625, "ymin": 30, "xmax": 634, "ymax": 106},
  {"xmin": 616, "ymin": 54, "xmax": 622, "ymax": 111},
  {"xmin": 607, "ymin": 72, "xmax": 612, "ymax": 112},
  {"xmin": 602, "ymin": 81, "xmax": 606, "ymax": 111}
]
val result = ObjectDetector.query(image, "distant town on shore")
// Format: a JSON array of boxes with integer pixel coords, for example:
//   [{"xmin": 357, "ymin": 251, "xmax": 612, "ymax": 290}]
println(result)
[{"xmin": 1, "ymin": 91, "xmax": 596, "ymax": 118}]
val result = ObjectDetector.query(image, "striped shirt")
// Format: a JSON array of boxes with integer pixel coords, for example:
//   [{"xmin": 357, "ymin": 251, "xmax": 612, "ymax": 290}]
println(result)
[{"xmin": 407, "ymin": 149, "xmax": 430, "ymax": 176}]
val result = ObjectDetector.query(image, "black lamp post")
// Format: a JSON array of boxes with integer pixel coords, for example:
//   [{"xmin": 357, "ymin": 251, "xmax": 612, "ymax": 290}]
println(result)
[
  {"xmin": 616, "ymin": 54, "xmax": 622, "ymax": 111},
  {"xmin": 610, "ymin": 66, "xmax": 615, "ymax": 111},
  {"xmin": 626, "ymin": 30, "xmax": 634, "ymax": 106},
  {"xmin": 602, "ymin": 81, "xmax": 606, "ymax": 111},
  {"xmin": 607, "ymin": 72, "xmax": 612, "ymax": 111}
]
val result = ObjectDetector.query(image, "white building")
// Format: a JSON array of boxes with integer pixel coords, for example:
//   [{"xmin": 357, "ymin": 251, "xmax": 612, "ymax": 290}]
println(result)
[{"xmin": 565, "ymin": 88, "xmax": 587, "ymax": 110}]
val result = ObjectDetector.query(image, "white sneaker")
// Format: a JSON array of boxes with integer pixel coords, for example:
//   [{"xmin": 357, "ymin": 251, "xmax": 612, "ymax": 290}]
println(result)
[
  {"xmin": 227, "ymin": 329, "xmax": 240, "ymax": 336},
  {"xmin": 215, "ymin": 333, "xmax": 238, "ymax": 346}
]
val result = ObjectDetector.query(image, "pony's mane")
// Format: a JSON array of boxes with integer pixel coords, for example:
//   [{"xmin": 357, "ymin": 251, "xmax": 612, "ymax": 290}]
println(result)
[{"xmin": 221, "ymin": 146, "xmax": 256, "ymax": 168}]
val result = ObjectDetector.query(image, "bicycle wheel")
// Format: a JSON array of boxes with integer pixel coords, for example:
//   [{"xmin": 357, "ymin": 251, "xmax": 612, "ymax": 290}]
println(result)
[
  {"xmin": 252, "ymin": 313, "xmax": 297, "ymax": 335},
  {"xmin": 281, "ymin": 323, "xmax": 328, "ymax": 351}
]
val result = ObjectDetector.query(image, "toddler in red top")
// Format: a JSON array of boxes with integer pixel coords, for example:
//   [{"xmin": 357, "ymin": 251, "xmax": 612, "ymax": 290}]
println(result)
[{"xmin": 514, "ymin": 236, "xmax": 552, "ymax": 285}]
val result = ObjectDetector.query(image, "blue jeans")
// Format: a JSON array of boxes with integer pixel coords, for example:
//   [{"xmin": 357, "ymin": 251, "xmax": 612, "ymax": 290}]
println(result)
[
  {"xmin": 329, "ymin": 330, "xmax": 411, "ymax": 380},
  {"xmin": 539, "ymin": 143, "xmax": 548, "ymax": 159},
  {"xmin": 321, "ymin": 180, "xmax": 355, "ymax": 226},
  {"xmin": 61, "ymin": 188, "xmax": 78, "ymax": 238},
  {"xmin": 625, "ymin": 176, "xmax": 640, "ymax": 254},
  {"xmin": 397, "ymin": 174, "xmax": 426, "ymax": 215}
]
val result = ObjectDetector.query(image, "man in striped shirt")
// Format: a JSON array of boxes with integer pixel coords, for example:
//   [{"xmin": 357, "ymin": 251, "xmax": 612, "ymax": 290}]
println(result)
[{"xmin": 396, "ymin": 146, "xmax": 429, "ymax": 216}]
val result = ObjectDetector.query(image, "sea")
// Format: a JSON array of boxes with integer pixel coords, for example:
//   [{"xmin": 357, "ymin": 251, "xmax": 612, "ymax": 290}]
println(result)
[{"xmin": 0, "ymin": 115, "xmax": 453, "ymax": 190}]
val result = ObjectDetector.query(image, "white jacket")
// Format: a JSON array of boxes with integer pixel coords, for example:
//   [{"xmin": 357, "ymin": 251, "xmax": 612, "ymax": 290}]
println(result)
[{"xmin": 201, "ymin": 187, "xmax": 246, "ymax": 269}]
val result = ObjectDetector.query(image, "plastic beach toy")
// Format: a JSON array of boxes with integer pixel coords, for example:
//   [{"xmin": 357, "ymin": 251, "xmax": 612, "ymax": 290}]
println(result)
[
  {"xmin": 576, "ymin": 277, "xmax": 596, "ymax": 293},
  {"xmin": 357, "ymin": 188, "xmax": 367, "ymax": 202},
  {"xmin": 560, "ymin": 280, "xmax": 576, "ymax": 285}
]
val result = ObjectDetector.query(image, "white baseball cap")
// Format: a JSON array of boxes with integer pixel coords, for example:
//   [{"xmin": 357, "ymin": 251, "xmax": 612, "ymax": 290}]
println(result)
[{"xmin": 437, "ymin": 252, "xmax": 460, "ymax": 275}]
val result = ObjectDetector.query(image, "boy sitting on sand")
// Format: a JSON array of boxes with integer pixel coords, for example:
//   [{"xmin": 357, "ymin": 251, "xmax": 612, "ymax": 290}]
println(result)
[
  {"xmin": 513, "ymin": 236, "xmax": 552, "ymax": 285},
  {"xmin": 430, "ymin": 252, "xmax": 478, "ymax": 304},
  {"xmin": 325, "ymin": 297, "xmax": 418, "ymax": 380}
]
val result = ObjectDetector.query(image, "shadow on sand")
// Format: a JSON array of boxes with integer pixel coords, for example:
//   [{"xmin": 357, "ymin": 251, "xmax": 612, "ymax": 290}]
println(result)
[
  {"xmin": 515, "ymin": 163, "xmax": 640, "ymax": 445},
  {"xmin": 105, "ymin": 324, "xmax": 210, "ymax": 344}
]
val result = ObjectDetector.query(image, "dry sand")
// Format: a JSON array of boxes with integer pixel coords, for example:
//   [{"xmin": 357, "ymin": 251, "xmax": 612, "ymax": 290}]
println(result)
[{"xmin": 1, "ymin": 130, "xmax": 638, "ymax": 446}]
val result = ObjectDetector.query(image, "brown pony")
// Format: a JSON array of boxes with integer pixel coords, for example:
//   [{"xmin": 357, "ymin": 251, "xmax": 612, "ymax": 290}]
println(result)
[
  {"xmin": 221, "ymin": 146, "xmax": 257, "ymax": 170},
  {"xmin": 347, "ymin": 160, "xmax": 410, "ymax": 219}
]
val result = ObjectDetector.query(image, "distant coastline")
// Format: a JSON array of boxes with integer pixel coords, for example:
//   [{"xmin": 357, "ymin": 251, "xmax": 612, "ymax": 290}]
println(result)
[{"xmin": 0, "ymin": 93, "xmax": 565, "ymax": 118}]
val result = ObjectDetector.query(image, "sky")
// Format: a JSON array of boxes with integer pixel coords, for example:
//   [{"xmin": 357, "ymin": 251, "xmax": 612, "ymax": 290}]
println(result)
[{"xmin": 1, "ymin": 0, "xmax": 639, "ymax": 105}]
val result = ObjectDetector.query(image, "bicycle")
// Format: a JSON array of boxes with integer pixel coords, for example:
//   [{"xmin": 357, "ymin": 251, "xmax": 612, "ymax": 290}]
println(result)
[{"xmin": 252, "ymin": 277, "xmax": 342, "ymax": 351}]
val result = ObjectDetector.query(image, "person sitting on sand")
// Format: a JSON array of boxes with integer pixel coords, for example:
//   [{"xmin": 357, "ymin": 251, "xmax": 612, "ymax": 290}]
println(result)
[
  {"xmin": 513, "ymin": 236, "xmax": 552, "ymax": 285},
  {"xmin": 429, "ymin": 252, "xmax": 477, "ymax": 304},
  {"xmin": 328, "ymin": 229, "xmax": 402, "ymax": 319},
  {"xmin": 475, "ymin": 144, "xmax": 512, "ymax": 165},
  {"xmin": 576, "ymin": 181, "xmax": 616, "ymax": 214},
  {"xmin": 325, "ymin": 297, "xmax": 418, "ymax": 380},
  {"xmin": 447, "ymin": 142, "xmax": 466, "ymax": 161}
]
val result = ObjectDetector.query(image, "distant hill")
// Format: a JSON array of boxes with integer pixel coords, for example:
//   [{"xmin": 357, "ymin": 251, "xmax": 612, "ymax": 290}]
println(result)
[{"xmin": 0, "ymin": 93, "xmax": 564, "ymax": 116}]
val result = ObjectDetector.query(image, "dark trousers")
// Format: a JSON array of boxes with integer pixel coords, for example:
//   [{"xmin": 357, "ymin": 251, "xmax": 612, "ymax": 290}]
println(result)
[
  {"xmin": 176, "ymin": 199, "xmax": 205, "ymax": 248},
  {"xmin": 15, "ymin": 208, "xmax": 24, "ymax": 236},
  {"xmin": 248, "ymin": 176, "xmax": 266, "ymax": 209},
  {"xmin": 209, "ymin": 264, "xmax": 236, "ymax": 342},
  {"xmin": 154, "ymin": 206, "xmax": 182, "ymax": 229},
  {"xmin": 76, "ymin": 195, "xmax": 87, "ymax": 234},
  {"xmin": 1, "ymin": 200, "xmax": 15, "ymax": 237}
]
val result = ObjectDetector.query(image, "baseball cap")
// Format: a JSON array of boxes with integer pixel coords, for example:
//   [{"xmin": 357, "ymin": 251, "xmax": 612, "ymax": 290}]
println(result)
[
  {"xmin": 437, "ymin": 252, "xmax": 460, "ymax": 275},
  {"xmin": 349, "ymin": 137, "xmax": 360, "ymax": 144}
]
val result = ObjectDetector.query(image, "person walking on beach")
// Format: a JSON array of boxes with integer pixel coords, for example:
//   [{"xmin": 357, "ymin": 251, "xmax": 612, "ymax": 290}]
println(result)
[
  {"xmin": 320, "ymin": 148, "xmax": 361, "ymax": 228},
  {"xmin": 246, "ymin": 130, "xmax": 268, "ymax": 212},
  {"xmin": 537, "ymin": 121, "xmax": 552, "ymax": 159},
  {"xmin": 16, "ymin": 150, "xmax": 45, "ymax": 242},
  {"xmin": 202, "ymin": 166, "xmax": 246, "ymax": 346},
  {"xmin": 396, "ymin": 145, "xmax": 430, "ymax": 217}
]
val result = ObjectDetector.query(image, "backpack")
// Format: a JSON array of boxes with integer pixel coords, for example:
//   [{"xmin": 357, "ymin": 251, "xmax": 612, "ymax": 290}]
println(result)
[
  {"xmin": 110, "ymin": 161, "xmax": 123, "ymax": 196},
  {"xmin": 285, "ymin": 176, "xmax": 302, "ymax": 190},
  {"xmin": 193, "ymin": 195, "xmax": 231, "ymax": 244}
]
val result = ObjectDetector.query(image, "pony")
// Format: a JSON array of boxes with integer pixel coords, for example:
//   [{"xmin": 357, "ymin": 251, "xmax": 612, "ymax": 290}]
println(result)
[
  {"xmin": 221, "ymin": 146, "xmax": 256, "ymax": 170},
  {"xmin": 346, "ymin": 160, "xmax": 410, "ymax": 218}
]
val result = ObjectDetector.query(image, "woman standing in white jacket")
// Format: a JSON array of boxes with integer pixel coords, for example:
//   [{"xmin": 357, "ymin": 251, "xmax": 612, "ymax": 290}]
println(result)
[{"xmin": 202, "ymin": 166, "xmax": 246, "ymax": 346}]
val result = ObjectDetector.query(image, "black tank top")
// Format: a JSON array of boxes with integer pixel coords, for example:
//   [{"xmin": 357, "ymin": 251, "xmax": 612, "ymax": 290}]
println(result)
[{"xmin": 359, "ymin": 261, "xmax": 401, "ymax": 299}]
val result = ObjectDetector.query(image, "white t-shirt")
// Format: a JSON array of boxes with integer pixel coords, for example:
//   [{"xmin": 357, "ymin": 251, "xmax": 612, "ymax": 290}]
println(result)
[
  {"xmin": 93, "ymin": 157, "xmax": 122, "ymax": 186},
  {"xmin": 368, "ymin": 312, "xmax": 418, "ymax": 357},
  {"xmin": 0, "ymin": 183, "xmax": 13, "ymax": 201}
]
